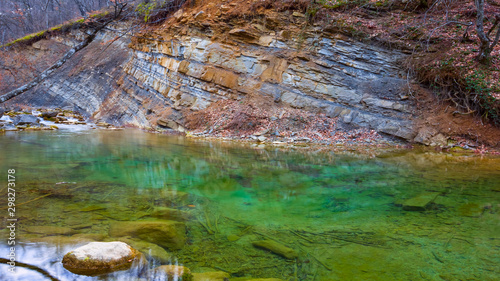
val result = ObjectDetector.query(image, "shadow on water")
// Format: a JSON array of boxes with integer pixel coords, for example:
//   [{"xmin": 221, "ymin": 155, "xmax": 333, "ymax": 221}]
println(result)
[{"xmin": 0, "ymin": 129, "xmax": 499, "ymax": 280}]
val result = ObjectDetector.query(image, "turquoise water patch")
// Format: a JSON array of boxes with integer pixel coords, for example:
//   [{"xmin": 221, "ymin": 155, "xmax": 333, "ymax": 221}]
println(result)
[{"xmin": 0, "ymin": 129, "xmax": 499, "ymax": 280}]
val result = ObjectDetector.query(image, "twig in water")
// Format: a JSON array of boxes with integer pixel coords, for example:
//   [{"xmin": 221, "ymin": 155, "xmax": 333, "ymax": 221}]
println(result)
[
  {"xmin": 290, "ymin": 230, "xmax": 315, "ymax": 243},
  {"xmin": 204, "ymin": 210, "xmax": 214, "ymax": 231},
  {"xmin": 296, "ymin": 245, "xmax": 332, "ymax": 271},
  {"xmin": 0, "ymin": 194, "xmax": 51, "ymax": 210},
  {"xmin": 432, "ymin": 251, "xmax": 444, "ymax": 263},
  {"xmin": 253, "ymin": 231, "xmax": 286, "ymax": 245},
  {"xmin": 214, "ymin": 213, "xmax": 220, "ymax": 233},
  {"xmin": 197, "ymin": 215, "xmax": 214, "ymax": 234}
]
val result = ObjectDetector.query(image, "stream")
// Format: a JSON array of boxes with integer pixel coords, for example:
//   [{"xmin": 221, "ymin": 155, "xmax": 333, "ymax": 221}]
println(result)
[{"xmin": 0, "ymin": 129, "xmax": 499, "ymax": 281}]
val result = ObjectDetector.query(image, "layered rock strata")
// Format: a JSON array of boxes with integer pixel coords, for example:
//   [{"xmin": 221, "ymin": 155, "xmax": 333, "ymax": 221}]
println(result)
[{"xmin": 5, "ymin": 15, "xmax": 418, "ymax": 140}]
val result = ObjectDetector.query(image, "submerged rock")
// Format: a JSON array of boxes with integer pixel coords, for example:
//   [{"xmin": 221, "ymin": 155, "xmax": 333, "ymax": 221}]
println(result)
[
  {"xmin": 12, "ymin": 114, "xmax": 39, "ymax": 126},
  {"xmin": 62, "ymin": 241, "xmax": 143, "ymax": 276},
  {"xmin": 156, "ymin": 190, "xmax": 192, "ymax": 206},
  {"xmin": 245, "ymin": 279, "xmax": 283, "ymax": 281},
  {"xmin": 24, "ymin": 225, "xmax": 76, "ymax": 236},
  {"xmin": 227, "ymin": 234, "xmax": 240, "ymax": 242},
  {"xmin": 252, "ymin": 240, "xmax": 298, "ymax": 259},
  {"xmin": 109, "ymin": 220, "xmax": 186, "ymax": 250},
  {"xmin": 402, "ymin": 192, "xmax": 441, "ymax": 211},
  {"xmin": 146, "ymin": 265, "xmax": 192, "ymax": 281},
  {"xmin": 192, "ymin": 271, "xmax": 230, "ymax": 281},
  {"xmin": 116, "ymin": 237, "xmax": 173, "ymax": 264},
  {"xmin": 458, "ymin": 203, "xmax": 483, "ymax": 217},
  {"xmin": 150, "ymin": 207, "xmax": 193, "ymax": 222}
]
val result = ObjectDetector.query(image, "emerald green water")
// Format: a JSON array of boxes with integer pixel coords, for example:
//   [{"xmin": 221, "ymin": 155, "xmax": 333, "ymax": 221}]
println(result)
[{"xmin": 0, "ymin": 129, "xmax": 499, "ymax": 280}]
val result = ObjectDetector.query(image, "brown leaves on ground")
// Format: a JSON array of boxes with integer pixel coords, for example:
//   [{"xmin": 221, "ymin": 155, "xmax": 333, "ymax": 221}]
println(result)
[{"xmin": 185, "ymin": 96, "xmax": 382, "ymax": 145}]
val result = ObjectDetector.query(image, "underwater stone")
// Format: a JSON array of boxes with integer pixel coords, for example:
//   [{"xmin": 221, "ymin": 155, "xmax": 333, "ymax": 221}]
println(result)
[
  {"xmin": 109, "ymin": 220, "xmax": 187, "ymax": 250},
  {"xmin": 116, "ymin": 237, "xmax": 173, "ymax": 264},
  {"xmin": 151, "ymin": 207, "xmax": 193, "ymax": 222},
  {"xmin": 146, "ymin": 265, "xmax": 192, "ymax": 281},
  {"xmin": 72, "ymin": 233, "xmax": 108, "ymax": 241},
  {"xmin": 157, "ymin": 190, "xmax": 191, "ymax": 206},
  {"xmin": 62, "ymin": 241, "xmax": 143, "ymax": 276},
  {"xmin": 247, "ymin": 278, "xmax": 283, "ymax": 281},
  {"xmin": 227, "ymin": 234, "xmax": 240, "ymax": 242},
  {"xmin": 24, "ymin": 225, "xmax": 76, "ymax": 236},
  {"xmin": 402, "ymin": 192, "xmax": 441, "ymax": 211},
  {"xmin": 252, "ymin": 240, "xmax": 298, "ymax": 259},
  {"xmin": 458, "ymin": 203, "xmax": 483, "ymax": 217},
  {"xmin": 192, "ymin": 271, "xmax": 230, "ymax": 281}
]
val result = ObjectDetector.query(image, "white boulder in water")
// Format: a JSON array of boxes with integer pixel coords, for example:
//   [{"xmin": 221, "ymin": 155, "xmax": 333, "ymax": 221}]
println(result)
[{"xmin": 62, "ymin": 241, "xmax": 144, "ymax": 276}]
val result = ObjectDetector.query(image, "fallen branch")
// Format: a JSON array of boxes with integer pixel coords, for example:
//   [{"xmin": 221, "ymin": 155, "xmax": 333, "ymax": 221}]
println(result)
[
  {"xmin": 296, "ymin": 245, "xmax": 332, "ymax": 271},
  {"xmin": 0, "ymin": 184, "xmax": 85, "ymax": 210},
  {"xmin": 0, "ymin": 258, "xmax": 60, "ymax": 281},
  {"xmin": 0, "ymin": 194, "xmax": 52, "ymax": 210}
]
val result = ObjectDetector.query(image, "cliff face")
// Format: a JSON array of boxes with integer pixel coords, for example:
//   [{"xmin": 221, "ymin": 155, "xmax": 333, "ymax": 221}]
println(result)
[{"xmin": 5, "ymin": 6, "xmax": 419, "ymax": 141}]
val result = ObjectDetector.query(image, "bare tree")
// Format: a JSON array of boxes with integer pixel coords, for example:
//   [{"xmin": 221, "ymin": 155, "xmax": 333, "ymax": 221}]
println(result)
[
  {"xmin": 475, "ymin": 0, "xmax": 500, "ymax": 64},
  {"xmin": 0, "ymin": 2, "xmax": 128, "ymax": 103},
  {"xmin": 72, "ymin": 0, "xmax": 88, "ymax": 17}
]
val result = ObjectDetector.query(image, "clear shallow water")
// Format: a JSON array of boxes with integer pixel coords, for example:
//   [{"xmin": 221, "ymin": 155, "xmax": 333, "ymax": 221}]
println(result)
[{"xmin": 0, "ymin": 129, "xmax": 499, "ymax": 281}]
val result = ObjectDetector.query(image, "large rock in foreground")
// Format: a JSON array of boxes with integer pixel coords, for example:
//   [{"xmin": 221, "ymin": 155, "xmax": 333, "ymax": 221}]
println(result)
[
  {"xmin": 109, "ymin": 220, "xmax": 186, "ymax": 250},
  {"xmin": 62, "ymin": 241, "xmax": 143, "ymax": 276}
]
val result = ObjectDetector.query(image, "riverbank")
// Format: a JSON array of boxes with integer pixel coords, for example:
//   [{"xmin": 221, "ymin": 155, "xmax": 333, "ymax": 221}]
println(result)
[{"xmin": 2, "ymin": 105, "xmax": 499, "ymax": 155}]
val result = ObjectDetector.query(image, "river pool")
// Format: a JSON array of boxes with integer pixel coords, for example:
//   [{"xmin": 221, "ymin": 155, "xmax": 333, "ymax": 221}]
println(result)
[{"xmin": 0, "ymin": 129, "xmax": 499, "ymax": 281}]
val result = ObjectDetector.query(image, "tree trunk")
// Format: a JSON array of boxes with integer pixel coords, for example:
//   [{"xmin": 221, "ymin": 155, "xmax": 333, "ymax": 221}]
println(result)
[
  {"xmin": 73, "ymin": 0, "xmax": 88, "ymax": 18},
  {"xmin": 0, "ymin": 28, "xmax": 99, "ymax": 103},
  {"xmin": 475, "ymin": 0, "xmax": 492, "ymax": 63}
]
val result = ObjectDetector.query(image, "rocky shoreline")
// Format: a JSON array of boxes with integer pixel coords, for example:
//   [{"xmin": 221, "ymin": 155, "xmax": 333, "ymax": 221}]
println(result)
[
  {"xmin": 0, "ymin": 108, "xmax": 119, "ymax": 132},
  {"xmin": 1, "ymin": 106, "xmax": 497, "ymax": 155}
]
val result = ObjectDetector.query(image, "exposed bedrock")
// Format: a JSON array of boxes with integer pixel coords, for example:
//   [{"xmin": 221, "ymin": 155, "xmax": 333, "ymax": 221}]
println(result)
[{"xmin": 5, "ymin": 20, "xmax": 418, "ymax": 141}]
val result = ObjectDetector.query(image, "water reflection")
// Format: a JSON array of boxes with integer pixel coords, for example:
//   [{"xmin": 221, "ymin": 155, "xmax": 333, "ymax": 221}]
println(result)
[{"xmin": 0, "ymin": 129, "xmax": 499, "ymax": 280}]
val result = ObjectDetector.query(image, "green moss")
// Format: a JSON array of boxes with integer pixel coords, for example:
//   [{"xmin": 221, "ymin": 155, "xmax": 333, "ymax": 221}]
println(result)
[
  {"xmin": 90, "ymin": 11, "xmax": 109, "ymax": 18},
  {"xmin": 182, "ymin": 272, "xmax": 193, "ymax": 281},
  {"xmin": 464, "ymin": 70, "xmax": 500, "ymax": 125},
  {"xmin": 1, "ymin": 10, "xmax": 107, "ymax": 48},
  {"xmin": 2, "ymin": 30, "xmax": 47, "ymax": 47}
]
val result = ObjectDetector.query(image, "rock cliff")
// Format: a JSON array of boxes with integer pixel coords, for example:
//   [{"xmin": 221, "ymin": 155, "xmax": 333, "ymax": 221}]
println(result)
[{"xmin": 4, "ymin": 4, "xmax": 419, "ymax": 141}]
